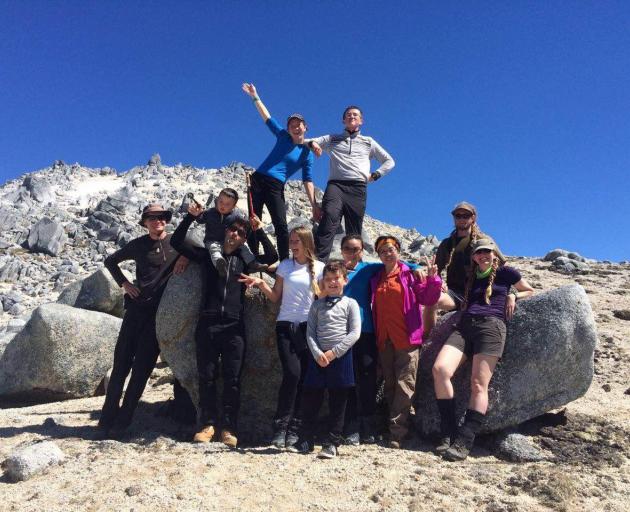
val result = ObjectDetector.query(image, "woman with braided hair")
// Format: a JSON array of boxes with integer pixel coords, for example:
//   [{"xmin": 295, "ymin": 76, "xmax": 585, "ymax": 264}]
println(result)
[
  {"xmin": 432, "ymin": 239, "xmax": 533, "ymax": 461},
  {"xmin": 240, "ymin": 225, "xmax": 324, "ymax": 449},
  {"xmin": 423, "ymin": 202, "xmax": 506, "ymax": 337}
]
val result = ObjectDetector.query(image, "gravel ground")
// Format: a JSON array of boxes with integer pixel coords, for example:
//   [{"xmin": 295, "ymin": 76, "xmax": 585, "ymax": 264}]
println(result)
[{"xmin": 1, "ymin": 257, "xmax": 629, "ymax": 512}]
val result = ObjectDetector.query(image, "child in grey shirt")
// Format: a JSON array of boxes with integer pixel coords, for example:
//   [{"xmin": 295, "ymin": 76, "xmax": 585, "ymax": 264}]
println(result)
[{"xmin": 289, "ymin": 259, "xmax": 360, "ymax": 459}]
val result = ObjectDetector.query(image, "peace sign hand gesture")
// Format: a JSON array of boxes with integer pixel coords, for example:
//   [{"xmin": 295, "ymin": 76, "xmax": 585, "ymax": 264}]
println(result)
[{"xmin": 424, "ymin": 255, "xmax": 438, "ymax": 278}]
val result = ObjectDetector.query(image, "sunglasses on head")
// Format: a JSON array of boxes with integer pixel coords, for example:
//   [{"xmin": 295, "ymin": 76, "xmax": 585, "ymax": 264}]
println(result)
[
  {"xmin": 228, "ymin": 225, "xmax": 247, "ymax": 238},
  {"xmin": 454, "ymin": 213, "xmax": 473, "ymax": 219}
]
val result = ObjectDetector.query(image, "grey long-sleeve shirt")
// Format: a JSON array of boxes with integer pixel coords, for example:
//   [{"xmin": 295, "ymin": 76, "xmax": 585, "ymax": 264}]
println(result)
[
  {"xmin": 309, "ymin": 130, "xmax": 395, "ymax": 182},
  {"xmin": 306, "ymin": 296, "xmax": 361, "ymax": 360}
]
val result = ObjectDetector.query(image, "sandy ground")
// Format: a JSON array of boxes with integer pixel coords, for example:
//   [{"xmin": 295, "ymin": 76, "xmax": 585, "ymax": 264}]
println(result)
[{"xmin": 1, "ymin": 257, "xmax": 629, "ymax": 512}]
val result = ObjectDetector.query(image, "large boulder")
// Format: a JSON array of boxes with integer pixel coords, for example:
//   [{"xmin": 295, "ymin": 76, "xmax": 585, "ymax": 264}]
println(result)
[
  {"xmin": 156, "ymin": 262, "xmax": 281, "ymax": 443},
  {"xmin": 415, "ymin": 284, "xmax": 597, "ymax": 434},
  {"xmin": 57, "ymin": 268, "xmax": 125, "ymax": 317},
  {"xmin": 0, "ymin": 303, "xmax": 121, "ymax": 401},
  {"xmin": 26, "ymin": 217, "xmax": 67, "ymax": 256}
]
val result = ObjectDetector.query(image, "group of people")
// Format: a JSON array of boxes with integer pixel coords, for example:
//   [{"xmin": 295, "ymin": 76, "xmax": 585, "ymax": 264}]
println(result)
[{"xmin": 97, "ymin": 84, "xmax": 534, "ymax": 462}]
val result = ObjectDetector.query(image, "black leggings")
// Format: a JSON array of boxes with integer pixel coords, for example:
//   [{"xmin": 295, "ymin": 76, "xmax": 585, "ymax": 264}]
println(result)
[
  {"xmin": 99, "ymin": 301, "xmax": 160, "ymax": 429},
  {"xmin": 300, "ymin": 387, "xmax": 349, "ymax": 446},
  {"xmin": 273, "ymin": 321, "xmax": 309, "ymax": 434},
  {"xmin": 248, "ymin": 172, "xmax": 289, "ymax": 260}
]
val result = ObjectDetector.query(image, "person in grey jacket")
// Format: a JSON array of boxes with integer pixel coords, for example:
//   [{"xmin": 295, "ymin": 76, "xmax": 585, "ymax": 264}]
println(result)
[
  {"xmin": 288, "ymin": 259, "xmax": 361, "ymax": 459},
  {"xmin": 307, "ymin": 106, "xmax": 395, "ymax": 260}
]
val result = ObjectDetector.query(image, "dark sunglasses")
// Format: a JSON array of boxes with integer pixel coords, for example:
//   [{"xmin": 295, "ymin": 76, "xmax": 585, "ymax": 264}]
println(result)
[
  {"xmin": 145, "ymin": 215, "xmax": 168, "ymax": 222},
  {"xmin": 228, "ymin": 225, "xmax": 247, "ymax": 238},
  {"xmin": 341, "ymin": 246, "xmax": 362, "ymax": 253},
  {"xmin": 475, "ymin": 248, "xmax": 493, "ymax": 254},
  {"xmin": 454, "ymin": 213, "xmax": 473, "ymax": 219}
]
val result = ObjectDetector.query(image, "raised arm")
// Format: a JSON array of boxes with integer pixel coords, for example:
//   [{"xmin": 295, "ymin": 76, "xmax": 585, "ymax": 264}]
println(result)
[
  {"xmin": 249, "ymin": 217, "xmax": 279, "ymax": 265},
  {"xmin": 411, "ymin": 256, "xmax": 442, "ymax": 306},
  {"xmin": 170, "ymin": 208, "xmax": 208, "ymax": 263},
  {"xmin": 242, "ymin": 83, "xmax": 270, "ymax": 122}
]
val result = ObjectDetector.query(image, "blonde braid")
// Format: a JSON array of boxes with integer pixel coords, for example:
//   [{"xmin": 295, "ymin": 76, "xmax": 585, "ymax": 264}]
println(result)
[
  {"xmin": 461, "ymin": 261, "xmax": 477, "ymax": 311},
  {"xmin": 484, "ymin": 258, "xmax": 500, "ymax": 304},
  {"xmin": 306, "ymin": 254, "xmax": 321, "ymax": 296},
  {"xmin": 470, "ymin": 222, "xmax": 481, "ymax": 243}
]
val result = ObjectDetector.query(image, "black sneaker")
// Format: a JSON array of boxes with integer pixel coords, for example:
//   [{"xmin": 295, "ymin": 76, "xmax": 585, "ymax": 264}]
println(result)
[
  {"xmin": 317, "ymin": 444, "xmax": 338, "ymax": 459},
  {"xmin": 343, "ymin": 432, "xmax": 360, "ymax": 446},
  {"xmin": 286, "ymin": 439, "xmax": 314, "ymax": 454},
  {"xmin": 270, "ymin": 430, "xmax": 286, "ymax": 449}
]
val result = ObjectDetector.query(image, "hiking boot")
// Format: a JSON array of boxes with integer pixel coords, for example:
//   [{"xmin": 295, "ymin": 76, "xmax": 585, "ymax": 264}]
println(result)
[
  {"xmin": 442, "ymin": 409, "xmax": 484, "ymax": 462},
  {"xmin": 220, "ymin": 429, "xmax": 238, "ymax": 448},
  {"xmin": 286, "ymin": 438, "xmax": 314, "ymax": 454},
  {"xmin": 442, "ymin": 434, "xmax": 473, "ymax": 461},
  {"xmin": 343, "ymin": 432, "xmax": 360, "ymax": 446},
  {"xmin": 193, "ymin": 425, "xmax": 215, "ymax": 443},
  {"xmin": 284, "ymin": 431, "xmax": 299, "ymax": 450},
  {"xmin": 317, "ymin": 444, "xmax": 338, "ymax": 459},
  {"xmin": 247, "ymin": 261, "xmax": 269, "ymax": 274},
  {"xmin": 270, "ymin": 430, "xmax": 286, "ymax": 449},
  {"xmin": 214, "ymin": 257, "xmax": 228, "ymax": 277},
  {"xmin": 388, "ymin": 439, "xmax": 402, "ymax": 449},
  {"xmin": 435, "ymin": 436, "xmax": 452, "ymax": 454}
]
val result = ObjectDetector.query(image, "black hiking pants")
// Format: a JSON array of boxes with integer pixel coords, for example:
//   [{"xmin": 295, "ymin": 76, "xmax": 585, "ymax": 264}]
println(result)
[
  {"xmin": 99, "ymin": 300, "xmax": 161, "ymax": 429},
  {"xmin": 195, "ymin": 315, "xmax": 246, "ymax": 432},
  {"xmin": 316, "ymin": 180, "xmax": 366, "ymax": 260},
  {"xmin": 249, "ymin": 172, "xmax": 290, "ymax": 261},
  {"xmin": 344, "ymin": 332, "xmax": 378, "ymax": 433}
]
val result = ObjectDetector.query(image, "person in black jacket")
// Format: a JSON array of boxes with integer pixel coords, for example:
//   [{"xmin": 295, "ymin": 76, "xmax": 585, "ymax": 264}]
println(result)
[
  {"xmin": 170, "ymin": 203, "xmax": 278, "ymax": 448},
  {"xmin": 99, "ymin": 204, "xmax": 189, "ymax": 439}
]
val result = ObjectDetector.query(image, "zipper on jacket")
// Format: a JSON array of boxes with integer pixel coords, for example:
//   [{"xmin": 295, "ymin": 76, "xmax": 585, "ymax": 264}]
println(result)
[{"xmin": 221, "ymin": 255, "xmax": 231, "ymax": 317}]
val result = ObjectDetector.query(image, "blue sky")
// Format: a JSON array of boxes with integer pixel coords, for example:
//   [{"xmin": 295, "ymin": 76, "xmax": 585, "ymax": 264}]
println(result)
[{"xmin": 1, "ymin": 2, "xmax": 628, "ymax": 261}]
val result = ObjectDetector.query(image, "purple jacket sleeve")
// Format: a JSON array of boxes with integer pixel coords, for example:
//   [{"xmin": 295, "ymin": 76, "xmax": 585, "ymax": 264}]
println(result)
[{"xmin": 411, "ymin": 275, "xmax": 442, "ymax": 306}]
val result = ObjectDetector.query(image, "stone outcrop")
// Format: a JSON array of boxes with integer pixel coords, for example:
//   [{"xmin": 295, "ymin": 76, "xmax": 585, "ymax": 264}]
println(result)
[
  {"xmin": 156, "ymin": 262, "xmax": 281, "ymax": 443},
  {"xmin": 26, "ymin": 217, "xmax": 67, "ymax": 256},
  {"xmin": 0, "ymin": 303, "xmax": 121, "ymax": 401},
  {"xmin": 415, "ymin": 284, "xmax": 597, "ymax": 434},
  {"xmin": 57, "ymin": 268, "xmax": 126, "ymax": 317}
]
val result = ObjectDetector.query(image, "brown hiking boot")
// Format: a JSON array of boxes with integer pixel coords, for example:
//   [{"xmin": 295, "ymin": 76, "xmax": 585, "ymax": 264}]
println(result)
[
  {"xmin": 193, "ymin": 425, "xmax": 215, "ymax": 443},
  {"xmin": 221, "ymin": 429, "xmax": 238, "ymax": 448}
]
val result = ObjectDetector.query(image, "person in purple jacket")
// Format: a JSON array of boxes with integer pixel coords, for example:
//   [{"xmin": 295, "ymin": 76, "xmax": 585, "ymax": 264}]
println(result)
[
  {"xmin": 432, "ymin": 239, "xmax": 534, "ymax": 461},
  {"xmin": 370, "ymin": 235, "xmax": 442, "ymax": 448},
  {"xmin": 242, "ymin": 83, "xmax": 321, "ymax": 260}
]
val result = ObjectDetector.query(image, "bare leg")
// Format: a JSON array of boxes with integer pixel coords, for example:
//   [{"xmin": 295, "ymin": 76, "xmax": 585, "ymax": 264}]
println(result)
[
  {"xmin": 432, "ymin": 345, "xmax": 467, "ymax": 399},
  {"xmin": 468, "ymin": 354, "xmax": 499, "ymax": 413}
]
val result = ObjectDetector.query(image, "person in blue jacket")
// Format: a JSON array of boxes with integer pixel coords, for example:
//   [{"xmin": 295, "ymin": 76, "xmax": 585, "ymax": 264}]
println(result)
[
  {"xmin": 242, "ymin": 83, "xmax": 321, "ymax": 260},
  {"xmin": 340, "ymin": 234, "xmax": 425, "ymax": 444}
]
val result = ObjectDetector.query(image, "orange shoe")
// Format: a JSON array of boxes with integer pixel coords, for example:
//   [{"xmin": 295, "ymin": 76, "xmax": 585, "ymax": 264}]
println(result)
[
  {"xmin": 221, "ymin": 429, "xmax": 238, "ymax": 448},
  {"xmin": 193, "ymin": 425, "xmax": 215, "ymax": 443}
]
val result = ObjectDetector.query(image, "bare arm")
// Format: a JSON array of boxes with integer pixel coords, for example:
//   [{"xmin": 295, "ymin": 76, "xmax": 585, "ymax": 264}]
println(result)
[
  {"xmin": 505, "ymin": 278, "xmax": 535, "ymax": 319},
  {"xmin": 303, "ymin": 181, "xmax": 322, "ymax": 221},
  {"xmin": 242, "ymin": 83, "xmax": 270, "ymax": 122}
]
